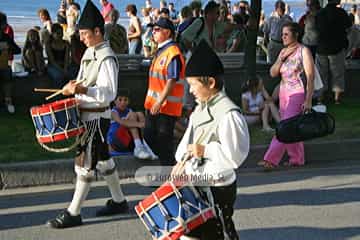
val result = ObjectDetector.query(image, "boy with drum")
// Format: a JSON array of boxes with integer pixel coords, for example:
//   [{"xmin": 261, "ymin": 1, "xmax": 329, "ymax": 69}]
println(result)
[
  {"xmin": 47, "ymin": 0, "xmax": 129, "ymax": 228},
  {"xmin": 172, "ymin": 40, "xmax": 250, "ymax": 239}
]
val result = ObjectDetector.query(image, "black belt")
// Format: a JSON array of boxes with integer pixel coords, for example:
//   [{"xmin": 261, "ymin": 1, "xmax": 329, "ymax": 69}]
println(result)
[
  {"xmin": 79, "ymin": 106, "xmax": 110, "ymax": 112},
  {"xmin": 270, "ymin": 38, "xmax": 282, "ymax": 44}
]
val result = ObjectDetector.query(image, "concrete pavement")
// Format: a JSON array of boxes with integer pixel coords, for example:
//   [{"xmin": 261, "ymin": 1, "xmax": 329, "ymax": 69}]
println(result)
[
  {"xmin": 0, "ymin": 138, "xmax": 360, "ymax": 189},
  {"xmin": 1, "ymin": 163, "xmax": 360, "ymax": 240}
]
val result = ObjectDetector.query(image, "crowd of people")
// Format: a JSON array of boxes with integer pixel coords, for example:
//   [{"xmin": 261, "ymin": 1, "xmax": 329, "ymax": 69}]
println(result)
[{"xmin": 0, "ymin": 0, "xmax": 357, "ymax": 111}]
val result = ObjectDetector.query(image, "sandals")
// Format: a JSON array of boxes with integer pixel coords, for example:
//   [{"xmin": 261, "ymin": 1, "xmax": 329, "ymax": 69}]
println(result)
[
  {"xmin": 258, "ymin": 160, "xmax": 303, "ymax": 171},
  {"xmin": 257, "ymin": 160, "xmax": 266, "ymax": 166},
  {"xmin": 283, "ymin": 162, "xmax": 303, "ymax": 168},
  {"xmin": 257, "ymin": 160, "xmax": 276, "ymax": 171}
]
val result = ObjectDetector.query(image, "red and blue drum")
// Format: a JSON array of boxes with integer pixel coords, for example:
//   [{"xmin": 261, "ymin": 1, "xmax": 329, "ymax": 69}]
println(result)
[
  {"xmin": 135, "ymin": 182, "xmax": 216, "ymax": 240},
  {"xmin": 30, "ymin": 98, "xmax": 85, "ymax": 143}
]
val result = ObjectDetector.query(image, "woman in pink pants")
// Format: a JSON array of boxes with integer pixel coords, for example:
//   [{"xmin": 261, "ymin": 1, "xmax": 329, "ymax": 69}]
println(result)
[{"xmin": 260, "ymin": 22, "xmax": 315, "ymax": 169}]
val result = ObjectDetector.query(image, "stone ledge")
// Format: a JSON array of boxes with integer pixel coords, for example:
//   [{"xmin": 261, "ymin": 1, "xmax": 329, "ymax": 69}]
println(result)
[{"xmin": 1, "ymin": 139, "xmax": 359, "ymax": 190}]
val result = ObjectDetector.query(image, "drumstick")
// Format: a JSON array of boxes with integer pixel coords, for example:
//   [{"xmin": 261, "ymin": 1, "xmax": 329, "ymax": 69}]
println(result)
[
  {"xmin": 34, "ymin": 88, "xmax": 62, "ymax": 93},
  {"xmin": 172, "ymin": 130, "xmax": 206, "ymax": 177},
  {"xmin": 45, "ymin": 78, "xmax": 87, "ymax": 101}
]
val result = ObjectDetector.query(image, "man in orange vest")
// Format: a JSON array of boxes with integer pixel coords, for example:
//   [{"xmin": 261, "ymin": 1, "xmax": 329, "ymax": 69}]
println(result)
[{"xmin": 144, "ymin": 17, "xmax": 185, "ymax": 166}]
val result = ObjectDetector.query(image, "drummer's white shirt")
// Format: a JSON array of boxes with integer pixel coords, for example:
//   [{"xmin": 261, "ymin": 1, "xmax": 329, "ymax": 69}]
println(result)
[
  {"xmin": 175, "ymin": 111, "xmax": 250, "ymax": 187},
  {"xmin": 75, "ymin": 57, "xmax": 118, "ymax": 121}
]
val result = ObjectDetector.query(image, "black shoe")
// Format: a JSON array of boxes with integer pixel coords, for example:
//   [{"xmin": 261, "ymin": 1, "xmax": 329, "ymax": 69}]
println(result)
[
  {"xmin": 46, "ymin": 210, "xmax": 82, "ymax": 229},
  {"xmin": 96, "ymin": 199, "xmax": 129, "ymax": 217}
]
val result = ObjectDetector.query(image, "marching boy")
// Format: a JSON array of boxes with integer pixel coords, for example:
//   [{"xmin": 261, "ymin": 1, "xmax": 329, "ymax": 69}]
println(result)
[{"xmin": 173, "ymin": 40, "xmax": 250, "ymax": 240}]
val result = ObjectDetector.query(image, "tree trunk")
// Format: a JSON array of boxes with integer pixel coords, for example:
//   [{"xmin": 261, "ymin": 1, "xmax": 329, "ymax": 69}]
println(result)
[{"xmin": 244, "ymin": 0, "xmax": 262, "ymax": 81}]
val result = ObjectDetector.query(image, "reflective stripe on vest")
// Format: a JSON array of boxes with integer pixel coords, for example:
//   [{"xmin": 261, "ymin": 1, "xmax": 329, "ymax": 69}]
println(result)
[
  {"xmin": 144, "ymin": 43, "xmax": 185, "ymax": 117},
  {"xmin": 146, "ymin": 89, "xmax": 183, "ymax": 103}
]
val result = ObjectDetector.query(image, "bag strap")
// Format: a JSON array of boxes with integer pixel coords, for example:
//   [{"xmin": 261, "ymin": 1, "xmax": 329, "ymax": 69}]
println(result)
[
  {"xmin": 299, "ymin": 45, "xmax": 308, "ymax": 95},
  {"xmin": 195, "ymin": 17, "xmax": 205, "ymax": 40}
]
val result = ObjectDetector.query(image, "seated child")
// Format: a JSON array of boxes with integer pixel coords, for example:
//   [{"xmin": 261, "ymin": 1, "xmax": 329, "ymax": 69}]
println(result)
[
  {"xmin": 22, "ymin": 28, "xmax": 45, "ymax": 76},
  {"xmin": 241, "ymin": 76, "xmax": 280, "ymax": 132},
  {"xmin": 107, "ymin": 91, "xmax": 157, "ymax": 160}
]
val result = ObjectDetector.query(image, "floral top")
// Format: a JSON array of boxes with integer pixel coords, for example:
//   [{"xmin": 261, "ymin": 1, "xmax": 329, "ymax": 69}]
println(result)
[{"xmin": 279, "ymin": 46, "xmax": 305, "ymax": 93}]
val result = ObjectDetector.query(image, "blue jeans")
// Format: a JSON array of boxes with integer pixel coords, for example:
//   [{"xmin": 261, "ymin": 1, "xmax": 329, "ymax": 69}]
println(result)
[{"xmin": 129, "ymin": 39, "xmax": 142, "ymax": 54}]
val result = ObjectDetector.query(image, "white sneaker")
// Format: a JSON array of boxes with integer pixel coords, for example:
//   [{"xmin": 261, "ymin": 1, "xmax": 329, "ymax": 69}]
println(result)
[
  {"xmin": 133, "ymin": 145, "xmax": 151, "ymax": 160},
  {"xmin": 7, "ymin": 104, "xmax": 15, "ymax": 114},
  {"xmin": 312, "ymin": 104, "xmax": 327, "ymax": 113},
  {"xmin": 142, "ymin": 140, "xmax": 159, "ymax": 160}
]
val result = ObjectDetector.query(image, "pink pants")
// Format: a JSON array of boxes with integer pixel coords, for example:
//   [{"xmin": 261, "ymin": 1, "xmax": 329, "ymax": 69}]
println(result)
[{"xmin": 264, "ymin": 87, "xmax": 305, "ymax": 166}]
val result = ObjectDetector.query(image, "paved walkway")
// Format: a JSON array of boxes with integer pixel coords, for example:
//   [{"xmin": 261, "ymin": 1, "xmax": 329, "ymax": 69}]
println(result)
[
  {"xmin": 1, "ymin": 138, "xmax": 360, "ymax": 189},
  {"xmin": 1, "ymin": 163, "xmax": 360, "ymax": 240}
]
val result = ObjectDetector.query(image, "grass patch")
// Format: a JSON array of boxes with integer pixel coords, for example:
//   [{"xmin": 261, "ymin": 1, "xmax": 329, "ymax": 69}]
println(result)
[
  {"xmin": 0, "ymin": 98, "xmax": 359, "ymax": 163},
  {"xmin": 0, "ymin": 106, "xmax": 73, "ymax": 164}
]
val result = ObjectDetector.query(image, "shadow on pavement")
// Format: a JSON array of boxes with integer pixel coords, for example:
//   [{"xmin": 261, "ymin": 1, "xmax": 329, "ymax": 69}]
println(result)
[
  {"xmin": 0, "ymin": 183, "xmax": 152, "ymax": 210},
  {"xmin": 238, "ymin": 226, "xmax": 360, "ymax": 240},
  {"xmin": 235, "ymin": 187, "xmax": 360, "ymax": 209},
  {"xmin": 0, "ymin": 200, "xmax": 138, "ymax": 230},
  {"xmin": 237, "ymin": 164, "xmax": 360, "ymax": 188}
]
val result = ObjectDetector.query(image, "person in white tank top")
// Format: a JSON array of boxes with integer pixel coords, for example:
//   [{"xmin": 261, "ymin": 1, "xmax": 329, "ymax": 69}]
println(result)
[{"xmin": 241, "ymin": 76, "xmax": 280, "ymax": 132}]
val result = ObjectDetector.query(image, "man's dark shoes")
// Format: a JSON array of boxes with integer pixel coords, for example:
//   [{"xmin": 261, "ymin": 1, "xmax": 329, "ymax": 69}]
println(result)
[
  {"xmin": 96, "ymin": 199, "xmax": 129, "ymax": 217},
  {"xmin": 46, "ymin": 210, "xmax": 82, "ymax": 228}
]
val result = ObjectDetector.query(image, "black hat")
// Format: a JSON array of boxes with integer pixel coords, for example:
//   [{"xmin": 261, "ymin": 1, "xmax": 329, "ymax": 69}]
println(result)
[
  {"xmin": 78, "ymin": 0, "xmax": 104, "ymax": 30},
  {"xmin": 186, "ymin": 40, "xmax": 224, "ymax": 77},
  {"xmin": 153, "ymin": 17, "xmax": 175, "ymax": 33}
]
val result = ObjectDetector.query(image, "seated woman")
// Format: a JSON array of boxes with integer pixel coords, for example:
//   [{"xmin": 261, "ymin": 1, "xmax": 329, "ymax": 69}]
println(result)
[
  {"xmin": 226, "ymin": 13, "xmax": 247, "ymax": 53},
  {"xmin": 107, "ymin": 90, "xmax": 157, "ymax": 160},
  {"xmin": 241, "ymin": 76, "xmax": 280, "ymax": 132},
  {"xmin": 68, "ymin": 30, "xmax": 86, "ymax": 80},
  {"xmin": 22, "ymin": 28, "xmax": 45, "ymax": 76},
  {"xmin": 45, "ymin": 23, "xmax": 70, "ymax": 88}
]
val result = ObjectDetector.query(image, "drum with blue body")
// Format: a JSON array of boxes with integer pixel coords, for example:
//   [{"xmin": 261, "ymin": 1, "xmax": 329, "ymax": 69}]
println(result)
[
  {"xmin": 30, "ymin": 98, "xmax": 85, "ymax": 143},
  {"xmin": 135, "ymin": 181, "xmax": 216, "ymax": 240}
]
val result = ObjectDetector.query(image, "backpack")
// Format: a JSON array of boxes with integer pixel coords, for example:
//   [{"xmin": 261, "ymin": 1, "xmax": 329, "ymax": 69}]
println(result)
[
  {"xmin": 175, "ymin": 17, "xmax": 205, "ymax": 51},
  {"xmin": 108, "ymin": 24, "xmax": 129, "ymax": 54}
]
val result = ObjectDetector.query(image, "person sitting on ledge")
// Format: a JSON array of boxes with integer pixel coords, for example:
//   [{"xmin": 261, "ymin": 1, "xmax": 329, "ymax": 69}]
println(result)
[
  {"xmin": 241, "ymin": 76, "xmax": 280, "ymax": 132},
  {"xmin": 107, "ymin": 90, "xmax": 157, "ymax": 160},
  {"xmin": 22, "ymin": 28, "xmax": 45, "ymax": 76}
]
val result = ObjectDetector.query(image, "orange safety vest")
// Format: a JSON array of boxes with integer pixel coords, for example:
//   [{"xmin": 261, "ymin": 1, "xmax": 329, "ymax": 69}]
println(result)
[{"xmin": 144, "ymin": 43, "xmax": 185, "ymax": 117}]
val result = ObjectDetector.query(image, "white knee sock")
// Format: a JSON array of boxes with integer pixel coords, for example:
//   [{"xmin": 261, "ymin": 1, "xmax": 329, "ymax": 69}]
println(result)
[
  {"xmin": 67, "ymin": 177, "xmax": 91, "ymax": 216},
  {"xmin": 103, "ymin": 171, "xmax": 125, "ymax": 203}
]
